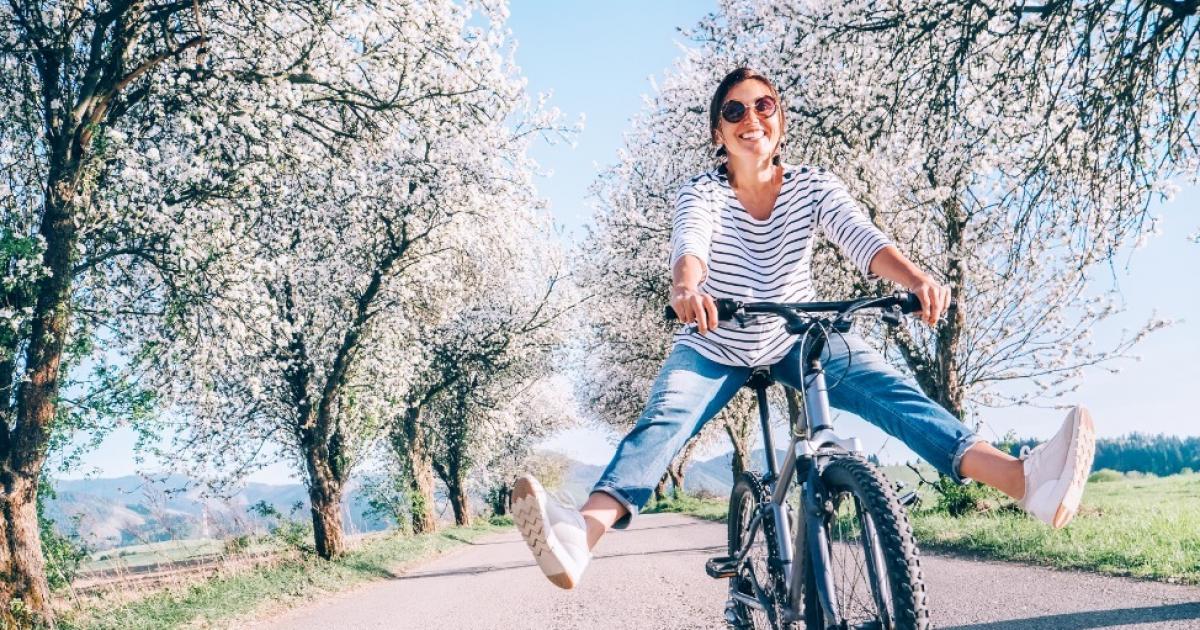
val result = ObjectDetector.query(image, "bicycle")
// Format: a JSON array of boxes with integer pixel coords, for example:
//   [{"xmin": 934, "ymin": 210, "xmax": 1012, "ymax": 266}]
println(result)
[{"xmin": 666, "ymin": 292, "xmax": 935, "ymax": 630}]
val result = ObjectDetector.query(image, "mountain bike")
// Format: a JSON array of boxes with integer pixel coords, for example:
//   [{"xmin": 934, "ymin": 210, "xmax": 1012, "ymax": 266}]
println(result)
[{"xmin": 667, "ymin": 292, "xmax": 935, "ymax": 630}]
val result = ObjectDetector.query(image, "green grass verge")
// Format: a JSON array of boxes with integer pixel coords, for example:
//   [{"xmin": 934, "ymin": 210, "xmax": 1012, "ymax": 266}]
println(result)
[
  {"xmin": 59, "ymin": 520, "xmax": 509, "ymax": 630},
  {"xmin": 642, "ymin": 473, "xmax": 1200, "ymax": 585},
  {"xmin": 910, "ymin": 472, "xmax": 1200, "ymax": 584},
  {"xmin": 643, "ymin": 493, "xmax": 729, "ymax": 523}
]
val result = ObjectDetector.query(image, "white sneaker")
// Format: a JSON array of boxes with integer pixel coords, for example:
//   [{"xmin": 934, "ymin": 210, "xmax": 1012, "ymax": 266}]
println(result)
[
  {"xmin": 1018, "ymin": 406, "xmax": 1096, "ymax": 529},
  {"xmin": 512, "ymin": 475, "xmax": 591, "ymax": 589}
]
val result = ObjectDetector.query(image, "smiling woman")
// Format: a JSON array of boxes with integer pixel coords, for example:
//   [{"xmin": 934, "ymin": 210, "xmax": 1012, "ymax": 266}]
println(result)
[{"xmin": 512, "ymin": 67, "xmax": 1099, "ymax": 604}]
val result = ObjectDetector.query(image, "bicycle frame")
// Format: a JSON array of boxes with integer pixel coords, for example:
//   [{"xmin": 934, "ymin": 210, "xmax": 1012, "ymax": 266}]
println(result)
[{"xmin": 729, "ymin": 324, "xmax": 872, "ymax": 627}]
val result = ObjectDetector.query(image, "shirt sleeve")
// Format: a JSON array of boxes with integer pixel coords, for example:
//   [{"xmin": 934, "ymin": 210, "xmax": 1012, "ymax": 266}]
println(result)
[
  {"xmin": 815, "ymin": 172, "xmax": 893, "ymax": 278},
  {"xmin": 669, "ymin": 179, "xmax": 716, "ymax": 272}
]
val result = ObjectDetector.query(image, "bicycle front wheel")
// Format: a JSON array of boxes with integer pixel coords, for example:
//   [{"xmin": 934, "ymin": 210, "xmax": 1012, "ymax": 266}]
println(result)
[
  {"xmin": 728, "ymin": 472, "xmax": 792, "ymax": 630},
  {"xmin": 803, "ymin": 454, "xmax": 929, "ymax": 630}
]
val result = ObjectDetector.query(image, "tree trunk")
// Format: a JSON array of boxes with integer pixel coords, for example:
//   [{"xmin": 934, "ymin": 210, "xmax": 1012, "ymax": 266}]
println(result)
[
  {"xmin": 668, "ymin": 465, "xmax": 684, "ymax": 498},
  {"xmin": 0, "ymin": 476, "xmax": 51, "ymax": 628},
  {"xmin": 446, "ymin": 477, "xmax": 470, "ymax": 527},
  {"xmin": 308, "ymin": 480, "xmax": 344, "ymax": 558},
  {"xmin": 654, "ymin": 473, "xmax": 668, "ymax": 503},
  {"xmin": 785, "ymin": 388, "xmax": 803, "ymax": 435},
  {"xmin": 935, "ymin": 197, "xmax": 968, "ymax": 420},
  {"xmin": 0, "ymin": 154, "xmax": 85, "ymax": 626},
  {"xmin": 724, "ymin": 420, "xmax": 750, "ymax": 481},
  {"xmin": 303, "ymin": 445, "xmax": 346, "ymax": 559},
  {"xmin": 490, "ymin": 483, "xmax": 511, "ymax": 517},
  {"xmin": 398, "ymin": 411, "xmax": 438, "ymax": 534}
]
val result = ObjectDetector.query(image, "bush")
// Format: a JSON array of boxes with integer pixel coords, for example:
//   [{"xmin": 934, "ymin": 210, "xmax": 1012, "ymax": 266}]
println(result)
[
  {"xmin": 1088, "ymin": 469, "xmax": 1125, "ymax": 483},
  {"xmin": 223, "ymin": 535, "xmax": 253, "ymax": 555},
  {"xmin": 488, "ymin": 514, "xmax": 514, "ymax": 527},
  {"xmin": 37, "ymin": 480, "xmax": 88, "ymax": 590},
  {"xmin": 927, "ymin": 476, "xmax": 1010, "ymax": 517},
  {"xmin": 249, "ymin": 500, "xmax": 314, "ymax": 554}
]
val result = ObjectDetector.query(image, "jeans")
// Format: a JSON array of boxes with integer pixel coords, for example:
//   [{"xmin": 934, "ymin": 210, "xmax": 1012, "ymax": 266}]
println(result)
[{"xmin": 592, "ymin": 334, "xmax": 982, "ymax": 528}]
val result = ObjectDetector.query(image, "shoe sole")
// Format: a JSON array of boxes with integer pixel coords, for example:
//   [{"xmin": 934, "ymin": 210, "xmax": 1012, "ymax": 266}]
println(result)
[
  {"xmin": 512, "ymin": 476, "xmax": 577, "ymax": 589},
  {"xmin": 1051, "ymin": 407, "xmax": 1096, "ymax": 529}
]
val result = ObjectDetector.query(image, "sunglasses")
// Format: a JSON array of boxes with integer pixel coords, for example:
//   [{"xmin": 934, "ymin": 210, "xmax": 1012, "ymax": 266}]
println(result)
[{"xmin": 720, "ymin": 95, "xmax": 778, "ymax": 124}]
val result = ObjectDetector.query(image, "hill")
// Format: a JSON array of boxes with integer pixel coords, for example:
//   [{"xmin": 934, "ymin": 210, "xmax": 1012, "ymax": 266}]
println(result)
[{"xmin": 44, "ymin": 475, "xmax": 388, "ymax": 550}]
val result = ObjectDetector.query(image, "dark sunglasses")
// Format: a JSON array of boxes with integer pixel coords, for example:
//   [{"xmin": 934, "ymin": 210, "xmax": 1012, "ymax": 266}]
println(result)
[{"xmin": 720, "ymin": 95, "xmax": 778, "ymax": 124}]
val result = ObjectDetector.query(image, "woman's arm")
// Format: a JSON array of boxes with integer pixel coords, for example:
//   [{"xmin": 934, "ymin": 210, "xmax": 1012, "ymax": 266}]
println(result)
[
  {"xmin": 671, "ymin": 255, "xmax": 718, "ymax": 335},
  {"xmin": 868, "ymin": 245, "xmax": 951, "ymax": 326}
]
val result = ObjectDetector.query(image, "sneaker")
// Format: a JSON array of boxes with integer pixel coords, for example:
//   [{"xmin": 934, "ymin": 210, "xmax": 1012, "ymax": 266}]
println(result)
[
  {"xmin": 512, "ymin": 475, "xmax": 591, "ymax": 589},
  {"xmin": 1017, "ymin": 406, "xmax": 1096, "ymax": 529}
]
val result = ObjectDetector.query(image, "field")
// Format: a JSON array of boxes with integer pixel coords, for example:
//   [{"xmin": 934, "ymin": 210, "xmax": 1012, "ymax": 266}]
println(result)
[
  {"xmin": 57, "ymin": 520, "xmax": 509, "ymax": 630},
  {"xmin": 912, "ymin": 471, "xmax": 1200, "ymax": 584},
  {"xmin": 647, "ymin": 470, "xmax": 1200, "ymax": 585}
]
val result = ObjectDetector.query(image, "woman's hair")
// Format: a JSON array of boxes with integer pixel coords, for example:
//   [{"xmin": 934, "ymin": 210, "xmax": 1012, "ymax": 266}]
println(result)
[{"xmin": 709, "ymin": 67, "xmax": 785, "ymax": 167}]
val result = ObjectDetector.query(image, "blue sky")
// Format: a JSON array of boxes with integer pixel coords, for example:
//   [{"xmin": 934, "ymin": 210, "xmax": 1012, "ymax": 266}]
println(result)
[
  {"xmin": 509, "ymin": 1, "xmax": 1200, "ymax": 465},
  {"xmin": 69, "ymin": 1, "xmax": 1199, "ymax": 481}
]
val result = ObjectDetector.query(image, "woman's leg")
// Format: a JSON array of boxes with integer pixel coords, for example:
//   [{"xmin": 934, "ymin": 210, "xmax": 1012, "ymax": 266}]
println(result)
[
  {"xmin": 589, "ymin": 344, "xmax": 749, "ymax": 536},
  {"xmin": 772, "ymin": 333, "xmax": 1094, "ymax": 528},
  {"xmin": 771, "ymin": 333, "xmax": 981, "ymax": 484},
  {"xmin": 579, "ymin": 492, "xmax": 626, "ymax": 549},
  {"xmin": 959, "ymin": 442, "xmax": 1025, "ymax": 499},
  {"xmin": 514, "ymin": 344, "xmax": 747, "ymax": 588}
]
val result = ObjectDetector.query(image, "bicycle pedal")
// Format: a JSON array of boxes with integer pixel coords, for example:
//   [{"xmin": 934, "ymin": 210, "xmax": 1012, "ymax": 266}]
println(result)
[{"xmin": 706, "ymin": 556, "xmax": 738, "ymax": 579}]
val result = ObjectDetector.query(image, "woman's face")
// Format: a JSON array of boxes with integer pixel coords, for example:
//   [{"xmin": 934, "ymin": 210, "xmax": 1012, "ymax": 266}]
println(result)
[{"xmin": 714, "ymin": 79, "xmax": 781, "ymax": 164}]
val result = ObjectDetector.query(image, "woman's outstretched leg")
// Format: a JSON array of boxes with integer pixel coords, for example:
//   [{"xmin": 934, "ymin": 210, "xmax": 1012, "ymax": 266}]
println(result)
[
  {"xmin": 962, "ymin": 407, "xmax": 1096, "ymax": 528},
  {"xmin": 773, "ymin": 333, "xmax": 1096, "ymax": 529},
  {"xmin": 513, "ymin": 345, "xmax": 748, "ymax": 589}
]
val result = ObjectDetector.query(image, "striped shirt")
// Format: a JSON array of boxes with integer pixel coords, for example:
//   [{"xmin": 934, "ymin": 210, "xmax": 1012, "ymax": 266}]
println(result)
[{"xmin": 670, "ymin": 164, "xmax": 892, "ymax": 367}]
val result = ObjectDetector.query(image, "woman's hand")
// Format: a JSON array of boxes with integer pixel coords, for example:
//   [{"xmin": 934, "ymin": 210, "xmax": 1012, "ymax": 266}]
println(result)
[
  {"xmin": 671, "ymin": 285, "xmax": 719, "ymax": 335},
  {"xmin": 908, "ymin": 275, "xmax": 952, "ymax": 327}
]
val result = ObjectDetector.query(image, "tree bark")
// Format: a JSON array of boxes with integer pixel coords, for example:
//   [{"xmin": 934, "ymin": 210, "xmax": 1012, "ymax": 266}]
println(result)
[
  {"xmin": 724, "ymin": 419, "xmax": 750, "ymax": 481},
  {"xmin": 490, "ymin": 483, "xmax": 511, "ymax": 516},
  {"xmin": 446, "ymin": 477, "xmax": 470, "ymax": 527},
  {"xmin": 934, "ymin": 196, "xmax": 967, "ymax": 420},
  {"xmin": 0, "ymin": 476, "xmax": 50, "ymax": 628},
  {"xmin": 302, "ymin": 437, "xmax": 345, "ymax": 559},
  {"xmin": 398, "ymin": 410, "xmax": 438, "ymax": 534},
  {"xmin": 654, "ymin": 473, "xmax": 668, "ymax": 502},
  {"xmin": 0, "ymin": 148, "xmax": 86, "ymax": 627}
]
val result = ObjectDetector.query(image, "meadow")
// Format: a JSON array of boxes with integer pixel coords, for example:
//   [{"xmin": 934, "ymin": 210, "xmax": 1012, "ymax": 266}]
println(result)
[{"xmin": 646, "ymin": 470, "xmax": 1200, "ymax": 585}]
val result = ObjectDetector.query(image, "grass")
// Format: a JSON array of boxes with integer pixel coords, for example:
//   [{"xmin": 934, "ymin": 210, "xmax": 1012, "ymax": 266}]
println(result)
[
  {"xmin": 643, "ymin": 492, "xmax": 729, "ymax": 523},
  {"xmin": 910, "ymin": 472, "xmax": 1200, "ymax": 584},
  {"xmin": 57, "ymin": 519, "xmax": 509, "ymax": 630},
  {"xmin": 644, "ymin": 472, "xmax": 1200, "ymax": 585}
]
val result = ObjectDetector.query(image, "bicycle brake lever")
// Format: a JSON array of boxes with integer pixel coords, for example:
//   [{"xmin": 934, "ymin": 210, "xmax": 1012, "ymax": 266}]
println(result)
[{"xmin": 881, "ymin": 307, "xmax": 902, "ymax": 327}]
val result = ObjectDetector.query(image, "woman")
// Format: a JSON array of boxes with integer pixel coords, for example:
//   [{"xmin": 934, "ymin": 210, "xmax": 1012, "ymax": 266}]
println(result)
[{"xmin": 513, "ymin": 68, "xmax": 1095, "ymax": 590}]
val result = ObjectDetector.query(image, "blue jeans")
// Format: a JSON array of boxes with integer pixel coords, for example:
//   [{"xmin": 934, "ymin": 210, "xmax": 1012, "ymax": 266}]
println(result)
[{"xmin": 592, "ymin": 334, "xmax": 982, "ymax": 528}]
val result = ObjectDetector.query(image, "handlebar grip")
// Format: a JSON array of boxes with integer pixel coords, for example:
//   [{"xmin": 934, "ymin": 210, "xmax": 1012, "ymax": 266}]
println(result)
[
  {"xmin": 664, "ymin": 298, "xmax": 741, "ymax": 322},
  {"xmin": 896, "ymin": 292, "xmax": 958, "ymax": 315}
]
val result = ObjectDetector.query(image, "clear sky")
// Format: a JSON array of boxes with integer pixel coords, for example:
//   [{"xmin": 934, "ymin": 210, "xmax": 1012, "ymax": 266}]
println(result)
[
  {"xmin": 68, "ymin": 0, "xmax": 1198, "ymax": 482},
  {"xmin": 511, "ymin": 1, "xmax": 1200, "ymax": 466}
]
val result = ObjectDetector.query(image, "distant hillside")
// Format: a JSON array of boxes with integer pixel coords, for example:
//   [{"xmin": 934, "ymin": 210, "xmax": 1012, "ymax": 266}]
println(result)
[
  {"xmin": 44, "ymin": 475, "xmax": 388, "ymax": 550},
  {"xmin": 558, "ymin": 449, "xmax": 787, "ymax": 504}
]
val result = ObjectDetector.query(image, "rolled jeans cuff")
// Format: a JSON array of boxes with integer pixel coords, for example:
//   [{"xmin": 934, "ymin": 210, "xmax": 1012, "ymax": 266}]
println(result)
[
  {"xmin": 590, "ymin": 483, "xmax": 639, "ymax": 530},
  {"xmin": 950, "ymin": 433, "xmax": 985, "ymax": 485}
]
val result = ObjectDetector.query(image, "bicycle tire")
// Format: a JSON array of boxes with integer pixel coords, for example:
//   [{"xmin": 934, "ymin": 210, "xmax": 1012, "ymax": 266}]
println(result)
[
  {"xmin": 802, "ymin": 453, "xmax": 929, "ymax": 630},
  {"xmin": 727, "ymin": 472, "xmax": 793, "ymax": 630}
]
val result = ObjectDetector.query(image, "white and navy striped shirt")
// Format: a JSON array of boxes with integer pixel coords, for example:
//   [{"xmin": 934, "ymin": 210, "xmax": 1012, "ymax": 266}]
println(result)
[{"xmin": 670, "ymin": 164, "xmax": 892, "ymax": 367}]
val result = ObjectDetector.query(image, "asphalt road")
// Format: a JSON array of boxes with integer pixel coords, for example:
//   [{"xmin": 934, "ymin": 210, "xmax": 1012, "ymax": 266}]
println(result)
[{"xmin": 253, "ymin": 513, "xmax": 1200, "ymax": 629}]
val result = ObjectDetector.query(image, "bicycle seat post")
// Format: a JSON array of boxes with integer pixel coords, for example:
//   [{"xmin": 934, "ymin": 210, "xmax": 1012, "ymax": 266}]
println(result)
[{"xmin": 745, "ymin": 367, "xmax": 778, "ymax": 482}]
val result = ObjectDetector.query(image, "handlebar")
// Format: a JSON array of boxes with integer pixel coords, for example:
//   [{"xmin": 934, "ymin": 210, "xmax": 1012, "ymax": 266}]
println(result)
[{"xmin": 664, "ymin": 291, "xmax": 954, "ymax": 323}]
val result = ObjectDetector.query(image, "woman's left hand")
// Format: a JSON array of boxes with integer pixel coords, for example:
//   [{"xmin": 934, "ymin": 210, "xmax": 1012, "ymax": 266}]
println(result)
[{"xmin": 908, "ymin": 276, "xmax": 952, "ymax": 327}]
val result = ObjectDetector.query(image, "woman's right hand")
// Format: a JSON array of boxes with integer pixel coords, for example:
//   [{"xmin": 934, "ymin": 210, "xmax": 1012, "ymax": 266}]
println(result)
[{"xmin": 671, "ymin": 285, "xmax": 719, "ymax": 335}]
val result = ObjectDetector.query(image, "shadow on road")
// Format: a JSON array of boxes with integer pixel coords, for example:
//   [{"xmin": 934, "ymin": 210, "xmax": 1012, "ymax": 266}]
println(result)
[
  {"xmin": 388, "ymin": 543, "xmax": 726, "ymax": 582},
  {"xmin": 939, "ymin": 602, "xmax": 1200, "ymax": 629}
]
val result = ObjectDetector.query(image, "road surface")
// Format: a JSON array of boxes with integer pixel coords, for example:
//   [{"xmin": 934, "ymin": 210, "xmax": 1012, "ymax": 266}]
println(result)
[{"xmin": 254, "ymin": 513, "xmax": 1200, "ymax": 629}]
